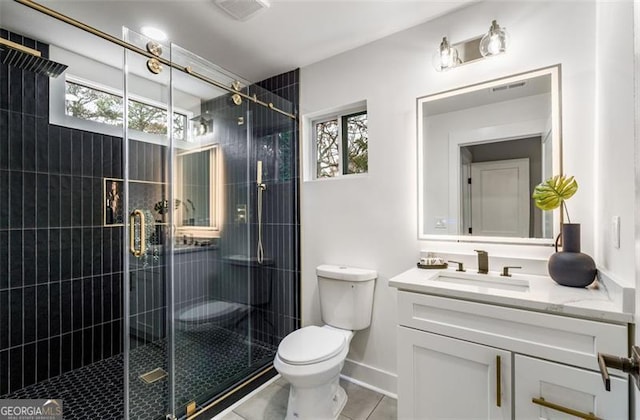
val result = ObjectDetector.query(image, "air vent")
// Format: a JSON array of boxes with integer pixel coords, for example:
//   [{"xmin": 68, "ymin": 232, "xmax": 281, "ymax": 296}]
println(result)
[
  {"xmin": 215, "ymin": 0, "xmax": 270, "ymax": 21},
  {"xmin": 492, "ymin": 81, "xmax": 526, "ymax": 92}
]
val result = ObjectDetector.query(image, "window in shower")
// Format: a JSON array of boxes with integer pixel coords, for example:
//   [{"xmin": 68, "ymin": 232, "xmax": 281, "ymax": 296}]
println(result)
[
  {"xmin": 312, "ymin": 106, "xmax": 368, "ymax": 179},
  {"xmin": 64, "ymin": 78, "xmax": 188, "ymax": 141}
]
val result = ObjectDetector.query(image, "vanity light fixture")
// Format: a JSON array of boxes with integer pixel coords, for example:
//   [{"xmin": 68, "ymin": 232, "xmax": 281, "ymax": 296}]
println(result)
[
  {"xmin": 479, "ymin": 20, "xmax": 508, "ymax": 57},
  {"xmin": 191, "ymin": 113, "xmax": 213, "ymax": 138},
  {"xmin": 433, "ymin": 37, "xmax": 459, "ymax": 72},
  {"xmin": 433, "ymin": 19, "xmax": 508, "ymax": 71}
]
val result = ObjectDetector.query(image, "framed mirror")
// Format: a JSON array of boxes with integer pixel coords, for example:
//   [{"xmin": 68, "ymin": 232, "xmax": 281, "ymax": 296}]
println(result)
[
  {"xmin": 417, "ymin": 65, "xmax": 562, "ymax": 243},
  {"xmin": 175, "ymin": 144, "xmax": 221, "ymax": 238}
]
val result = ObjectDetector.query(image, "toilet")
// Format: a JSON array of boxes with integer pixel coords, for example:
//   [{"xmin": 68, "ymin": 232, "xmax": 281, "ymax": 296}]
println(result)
[
  {"xmin": 176, "ymin": 255, "xmax": 272, "ymax": 332},
  {"xmin": 274, "ymin": 264, "xmax": 377, "ymax": 420}
]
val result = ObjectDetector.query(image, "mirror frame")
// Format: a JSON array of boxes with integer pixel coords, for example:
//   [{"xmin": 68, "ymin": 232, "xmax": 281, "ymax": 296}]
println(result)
[
  {"xmin": 417, "ymin": 65, "xmax": 562, "ymax": 244},
  {"xmin": 175, "ymin": 144, "xmax": 222, "ymax": 238}
]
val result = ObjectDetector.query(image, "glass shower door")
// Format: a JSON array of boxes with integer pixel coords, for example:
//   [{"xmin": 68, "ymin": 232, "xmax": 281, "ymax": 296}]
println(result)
[
  {"xmin": 168, "ymin": 44, "xmax": 259, "ymax": 417},
  {"xmin": 122, "ymin": 28, "xmax": 294, "ymax": 419},
  {"xmin": 123, "ymin": 27, "xmax": 173, "ymax": 419}
]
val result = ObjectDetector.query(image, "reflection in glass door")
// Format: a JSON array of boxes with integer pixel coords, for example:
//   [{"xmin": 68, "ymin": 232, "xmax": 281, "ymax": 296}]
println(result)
[
  {"xmin": 123, "ymin": 27, "xmax": 173, "ymax": 419},
  {"xmin": 122, "ymin": 28, "xmax": 294, "ymax": 419},
  {"xmin": 168, "ymin": 44, "xmax": 259, "ymax": 417},
  {"xmin": 121, "ymin": 25, "xmax": 298, "ymax": 418}
]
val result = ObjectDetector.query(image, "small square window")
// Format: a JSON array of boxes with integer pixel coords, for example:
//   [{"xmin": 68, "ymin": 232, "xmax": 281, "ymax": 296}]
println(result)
[{"xmin": 313, "ymin": 108, "xmax": 368, "ymax": 179}]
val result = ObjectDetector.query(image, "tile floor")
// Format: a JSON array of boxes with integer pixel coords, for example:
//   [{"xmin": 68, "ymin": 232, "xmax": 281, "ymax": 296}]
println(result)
[
  {"xmin": 1, "ymin": 327, "xmax": 275, "ymax": 419},
  {"xmin": 219, "ymin": 376, "xmax": 397, "ymax": 420}
]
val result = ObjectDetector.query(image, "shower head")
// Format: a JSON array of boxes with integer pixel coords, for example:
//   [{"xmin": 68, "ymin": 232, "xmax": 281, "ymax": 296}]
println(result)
[{"xmin": 0, "ymin": 37, "xmax": 68, "ymax": 78}]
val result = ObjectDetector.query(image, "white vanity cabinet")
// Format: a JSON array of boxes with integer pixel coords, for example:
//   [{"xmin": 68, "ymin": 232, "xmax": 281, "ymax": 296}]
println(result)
[
  {"xmin": 398, "ymin": 326, "xmax": 512, "ymax": 419},
  {"xmin": 397, "ymin": 291, "xmax": 630, "ymax": 419},
  {"xmin": 514, "ymin": 355, "xmax": 627, "ymax": 419}
]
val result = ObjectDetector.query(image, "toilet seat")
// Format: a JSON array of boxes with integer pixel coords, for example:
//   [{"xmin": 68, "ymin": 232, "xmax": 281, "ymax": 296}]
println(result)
[{"xmin": 277, "ymin": 326, "xmax": 346, "ymax": 366}]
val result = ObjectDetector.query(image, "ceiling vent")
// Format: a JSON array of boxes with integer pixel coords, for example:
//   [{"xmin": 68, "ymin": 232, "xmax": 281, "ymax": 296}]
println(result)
[
  {"xmin": 215, "ymin": 0, "xmax": 270, "ymax": 21},
  {"xmin": 492, "ymin": 81, "xmax": 526, "ymax": 92}
]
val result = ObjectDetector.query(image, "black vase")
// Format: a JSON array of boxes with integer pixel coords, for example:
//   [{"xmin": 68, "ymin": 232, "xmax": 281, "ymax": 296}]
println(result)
[{"xmin": 548, "ymin": 223, "xmax": 597, "ymax": 287}]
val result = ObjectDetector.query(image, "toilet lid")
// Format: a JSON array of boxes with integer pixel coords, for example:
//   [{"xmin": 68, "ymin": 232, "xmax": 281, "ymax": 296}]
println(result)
[
  {"xmin": 178, "ymin": 301, "xmax": 246, "ymax": 323},
  {"xmin": 278, "ymin": 326, "xmax": 346, "ymax": 366}
]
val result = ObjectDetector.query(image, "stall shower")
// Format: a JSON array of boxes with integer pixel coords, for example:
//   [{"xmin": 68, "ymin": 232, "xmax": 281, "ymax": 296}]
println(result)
[{"xmin": 0, "ymin": 2, "xmax": 300, "ymax": 418}]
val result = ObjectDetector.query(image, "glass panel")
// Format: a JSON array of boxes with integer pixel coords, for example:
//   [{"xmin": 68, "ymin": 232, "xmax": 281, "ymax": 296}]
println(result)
[
  {"xmin": 248, "ymin": 81, "xmax": 299, "ymax": 351},
  {"xmin": 343, "ymin": 112, "xmax": 368, "ymax": 174},
  {"xmin": 123, "ymin": 27, "xmax": 172, "ymax": 419},
  {"xmin": 315, "ymin": 118, "xmax": 339, "ymax": 178},
  {"xmin": 0, "ymin": 3, "xmax": 127, "ymax": 418},
  {"xmin": 170, "ymin": 43, "xmax": 262, "ymax": 416}
]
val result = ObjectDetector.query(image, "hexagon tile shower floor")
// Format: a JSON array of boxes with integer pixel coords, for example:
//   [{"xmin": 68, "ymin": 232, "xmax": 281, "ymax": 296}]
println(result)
[{"xmin": 1, "ymin": 327, "xmax": 276, "ymax": 419}]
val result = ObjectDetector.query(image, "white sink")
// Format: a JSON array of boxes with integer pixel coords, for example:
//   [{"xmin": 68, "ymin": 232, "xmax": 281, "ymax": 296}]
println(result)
[{"xmin": 433, "ymin": 271, "xmax": 530, "ymax": 293}]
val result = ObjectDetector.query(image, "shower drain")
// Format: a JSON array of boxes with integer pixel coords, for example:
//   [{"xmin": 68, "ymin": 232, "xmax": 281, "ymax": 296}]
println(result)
[{"xmin": 139, "ymin": 368, "xmax": 168, "ymax": 384}]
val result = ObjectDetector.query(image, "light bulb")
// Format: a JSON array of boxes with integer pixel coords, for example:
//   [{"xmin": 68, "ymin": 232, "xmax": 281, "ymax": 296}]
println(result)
[
  {"xmin": 432, "ymin": 37, "xmax": 459, "ymax": 71},
  {"xmin": 479, "ymin": 20, "xmax": 508, "ymax": 57},
  {"xmin": 488, "ymin": 35, "xmax": 501, "ymax": 55},
  {"xmin": 198, "ymin": 120, "xmax": 207, "ymax": 136}
]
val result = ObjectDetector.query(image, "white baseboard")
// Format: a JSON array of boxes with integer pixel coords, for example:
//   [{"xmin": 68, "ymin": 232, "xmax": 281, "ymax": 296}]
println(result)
[{"xmin": 341, "ymin": 358, "xmax": 398, "ymax": 398}]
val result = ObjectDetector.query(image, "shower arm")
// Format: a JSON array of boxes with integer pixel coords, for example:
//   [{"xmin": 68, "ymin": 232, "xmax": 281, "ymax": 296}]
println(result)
[{"xmin": 13, "ymin": 0, "xmax": 297, "ymax": 120}]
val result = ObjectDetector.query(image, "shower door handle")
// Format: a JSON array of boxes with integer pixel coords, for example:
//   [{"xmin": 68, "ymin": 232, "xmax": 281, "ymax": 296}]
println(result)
[{"xmin": 129, "ymin": 209, "xmax": 146, "ymax": 257}]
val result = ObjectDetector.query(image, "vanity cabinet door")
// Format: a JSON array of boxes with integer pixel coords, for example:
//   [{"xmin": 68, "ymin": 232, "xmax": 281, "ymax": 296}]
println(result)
[
  {"xmin": 514, "ymin": 354, "xmax": 628, "ymax": 419},
  {"xmin": 398, "ymin": 326, "xmax": 511, "ymax": 419}
]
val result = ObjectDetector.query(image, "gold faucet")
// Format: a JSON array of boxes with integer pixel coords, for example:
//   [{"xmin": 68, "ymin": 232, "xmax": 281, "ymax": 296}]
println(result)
[{"xmin": 475, "ymin": 250, "xmax": 489, "ymax": 274}]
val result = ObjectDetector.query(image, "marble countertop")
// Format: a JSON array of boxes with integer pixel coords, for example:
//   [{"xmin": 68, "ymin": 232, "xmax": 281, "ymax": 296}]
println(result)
[{"xmin": 389, "ymin": 266, "xmax": 633, "ymax": 324}]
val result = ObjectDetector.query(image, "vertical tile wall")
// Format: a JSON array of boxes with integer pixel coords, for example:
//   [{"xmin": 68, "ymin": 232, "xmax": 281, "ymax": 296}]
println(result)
[
  {"xmin": 196, "ymin": 69, "xmax": 300, "ymax": 347},
  {"xmin": 0, "ymin": 27, "xmax": 300, "ymax": 399},
  {"xmin": 0, "ymin": 30, "xmax": 124, "ymax": 395},
  {"xmin": 251, "ymin": 70, "xmax": 300, "ymax": 345},
  {"xmin": 127, "ymin": 141, "xmax": 169, "ymax": 348}
]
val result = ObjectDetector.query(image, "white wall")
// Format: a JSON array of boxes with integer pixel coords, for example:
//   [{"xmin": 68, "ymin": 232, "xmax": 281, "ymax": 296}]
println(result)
[
  {"xmin": 300, "ymin": 1, "xmax": 635, "ymax": 394},
  {"xmin": 594, "ymin": 1, "xmax": 635, "ymax": 286}
]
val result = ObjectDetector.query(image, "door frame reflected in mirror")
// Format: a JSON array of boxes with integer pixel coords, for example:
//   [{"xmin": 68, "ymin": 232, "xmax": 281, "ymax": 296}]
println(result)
[{"xmin": 417, "ymin": 65, "xmax": 562, "ymax": 244}]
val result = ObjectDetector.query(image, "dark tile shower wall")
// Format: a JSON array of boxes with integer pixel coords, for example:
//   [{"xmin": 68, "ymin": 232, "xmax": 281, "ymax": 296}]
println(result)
[
  {"xmin": 251, "ymin": 70, "xmax": 300, "ymax": 345},
  {"xmin": 0, "ymin": 28, "xmax": 300, "ymax": 406},
  {"xmin": 196, "ymin": 70, "xmax": 300, "ymax": 348},
  {"xmin": 127, "ymin": 140, "xmax": 170, "ymax": 348},
  {"xmin": 0, "ymin": 29, "xmax": 126, "ymax": 395}
]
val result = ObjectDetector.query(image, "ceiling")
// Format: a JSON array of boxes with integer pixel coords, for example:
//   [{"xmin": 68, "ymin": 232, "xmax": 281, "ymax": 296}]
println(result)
[{"xmin": 4, "ymin": 0, "xmax": 474, "ymax": 82}]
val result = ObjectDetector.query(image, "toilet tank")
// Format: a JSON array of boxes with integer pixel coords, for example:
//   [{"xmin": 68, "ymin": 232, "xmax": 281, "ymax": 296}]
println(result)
[{"xmin": 317, "ymin": 265, "xmax": 377, "ymax": 331}]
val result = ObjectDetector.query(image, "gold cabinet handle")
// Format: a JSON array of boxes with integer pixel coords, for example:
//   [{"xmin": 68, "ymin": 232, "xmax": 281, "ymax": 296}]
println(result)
[
  {"xmin": 496, "ymin": 355, "xmax": 501, "ymax": 407},
  {"xmin": 129, "ymin": 209, "xmax": 146, "ymax": 256},
  {"xmin": 532, "ymin": 397, "xmax": 602, "ymax": 420}
]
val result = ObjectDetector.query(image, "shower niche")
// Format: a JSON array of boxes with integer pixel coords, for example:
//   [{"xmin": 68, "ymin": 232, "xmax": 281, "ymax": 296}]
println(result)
[{"xmin": 0, "ymin": 3, "xmax": 300, "ymax": 419}]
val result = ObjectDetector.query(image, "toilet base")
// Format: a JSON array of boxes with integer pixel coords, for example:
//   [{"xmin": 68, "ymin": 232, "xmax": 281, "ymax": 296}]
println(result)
[{"xmin": 285, "ymin": 374, "xmax": 347, "ymax": 420}]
